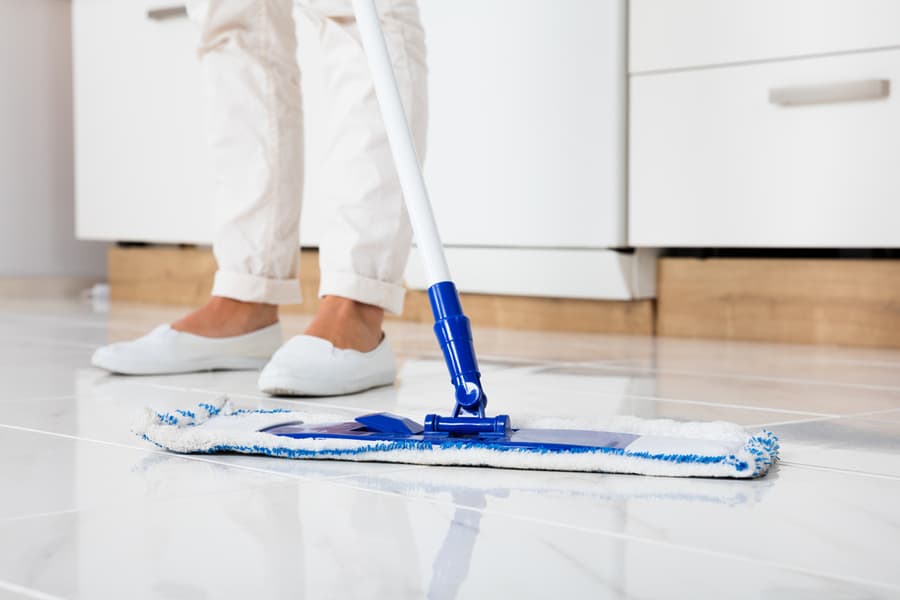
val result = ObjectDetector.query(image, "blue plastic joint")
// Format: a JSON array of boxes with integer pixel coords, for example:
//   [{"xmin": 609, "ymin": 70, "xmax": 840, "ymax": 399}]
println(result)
[
  {"xmin": 428, "ymin": 281, "xmax": 486, "ymax": 416},
  {"xmin": 424, "ymin": 281, "xmax": 511, "ymax": 436}
]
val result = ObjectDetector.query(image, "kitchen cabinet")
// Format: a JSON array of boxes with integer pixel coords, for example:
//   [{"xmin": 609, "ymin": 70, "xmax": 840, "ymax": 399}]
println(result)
[
  {"xmin": 73, "ymin": 1, "xmax": 331, "ymax": 246},
  {"xmin": 75, "ymin": 0, "xmax": 652, "ymax": 299},
  {"xmin": 629, "ymin": 0, "xmax": 900, "ymax": 248}
]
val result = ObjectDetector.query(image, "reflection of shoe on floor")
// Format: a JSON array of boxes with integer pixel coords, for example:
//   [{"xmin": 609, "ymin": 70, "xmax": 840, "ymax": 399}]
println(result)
[
  {"xmin": 258, "ymin": 335, "xmax": 396, "ymax": 397},
  {"xmin": 91, "ymin": 323, "xmax": 282, "ymax": 375}
]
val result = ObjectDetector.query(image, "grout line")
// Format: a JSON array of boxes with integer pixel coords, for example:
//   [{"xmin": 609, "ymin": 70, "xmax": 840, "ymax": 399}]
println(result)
[
  {"xmin": 119, "ymin": 376, "xmax": 840, "ymax": 420},
  {"xmin": 1, "ymin": 334, "xmax": 100, "ymax": 351},
  {"xmin": 851, "ymin": 407, "xmax": 900, "ymax": 418},
  {"xmin": 0, "ymin": 312, "xmax": 109, "ymax": 328},
  {"xmin": 748, "ymin": 406, "xmax": 900, "ymax": 429},
  {"xmin": 779, "ymin": 461, "xmax": 900, "ymax": 482},
  {"xmin": 0, "ymin": 460, "xmax": 324, "ymax": 526},
  {"xmin": 802, "ymin": 356, "xmax": 900, "ymax": 370},
  {"xmin": 591, "ymin": 390, "xmax": 838, "ymax": 418},
  {"xmin": 0, "ymin": 580, "xmax": 66, "ymax": 600},
  {"xmin": 0, "ymin": 421, "xmax": 427, "ymax": 486},
  {"xmin": 0, "ymin": 507, "xmax": 95, "ymax": 524},
  {"xmin": 558, "ymin": 361, "xmax": 900, "ymax": 394},
  {"xmin": 0, "ymin": 394, "xmax": 80, "ymax": 405},
  {"xmin": 0, "ymin": 461, "xmax": 424, "ymax": 527},
  {"xmin": 602, "ymin": 353, "xmax": 900, "ymax": 372},
  {"xmin": 0, "ymin": 422, "xmax": 313, "ymax": 484},
  {"xmin": 120, "ymin": 380, "xmax": 366, "ymax": 415},
  {"xmin": 744, "ymin": 415, "xmax": 841, "ymax": 429}
]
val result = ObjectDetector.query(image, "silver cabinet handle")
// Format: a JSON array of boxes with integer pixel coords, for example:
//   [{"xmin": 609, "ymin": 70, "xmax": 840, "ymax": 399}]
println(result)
[
  {"xmin": 147, "ymin": 5, "xmax": 188, "ymax": 20},
  {"xmin": 769, "ymin": 79, "xmax": 890, "ymax": 107}
]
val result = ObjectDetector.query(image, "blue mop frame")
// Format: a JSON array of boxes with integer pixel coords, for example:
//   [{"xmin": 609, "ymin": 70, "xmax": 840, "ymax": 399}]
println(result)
[{"xmin": 423, "ymin": 281, "xmax": 511, "ymax": 437}]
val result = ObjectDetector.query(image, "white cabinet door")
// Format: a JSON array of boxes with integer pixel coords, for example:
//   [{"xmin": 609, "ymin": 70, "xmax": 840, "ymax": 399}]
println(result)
[
  {"xmin": 74, "ymin": 1, "xmax": 213, "ymax": 244},
  {"xmin": 630, "ymin": 49, "xmax": 900, "ymax": 248},
  {"xmin": 73, "ymin": 1, "xmax": 329, "ymax": 246},
  {"xmin": 419, "ymin": 0, "xmax": 626, "ymax": 248}
]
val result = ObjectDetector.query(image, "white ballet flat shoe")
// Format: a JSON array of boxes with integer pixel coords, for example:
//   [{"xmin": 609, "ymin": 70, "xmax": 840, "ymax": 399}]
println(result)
[
  {"xmin": 258, "ymin": 335, "xmax": 396, "ymax": 396},
  {"xmin": 91, "ymin": 323, "xmax": 283, "ymax": 375}
]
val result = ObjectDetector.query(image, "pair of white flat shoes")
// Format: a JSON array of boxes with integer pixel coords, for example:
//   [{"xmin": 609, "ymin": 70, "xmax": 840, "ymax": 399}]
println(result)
[{"xmin": 90, "ymin": 323, "xmax": 396, "ymax": 396}]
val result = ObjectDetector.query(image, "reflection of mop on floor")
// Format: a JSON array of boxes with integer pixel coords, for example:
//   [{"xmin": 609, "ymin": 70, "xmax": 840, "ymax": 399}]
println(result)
[
  {"xmin": 132, "ymin": 452, "xmax": 777, "ymax": 600},
  {"xmin": 428, "ymin": 493, "xmax": 484, "ymax": 600},
  {"xmin": 343, "ymin": 465, "xmax": 778, "ymax": 508}
]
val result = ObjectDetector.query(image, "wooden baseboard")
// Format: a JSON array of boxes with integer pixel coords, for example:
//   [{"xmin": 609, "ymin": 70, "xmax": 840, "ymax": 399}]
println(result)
[
  {"xmin": 108, "ymin": 246, "xmax": 655, "ymax": 335},
  {"xmin": 106, "ymin": 247, "xmax": 900, "ymax": 346},
  {"xmin": 402, "ymin": 290, "xmax": 654, "ymax": 334},
  {"xmin": 108, "ymin": 246, "xmax": 322, "ymax": 311},
  {"xmin": 657, "ymin": 257, "xmax": 900, "ymax": 348}
]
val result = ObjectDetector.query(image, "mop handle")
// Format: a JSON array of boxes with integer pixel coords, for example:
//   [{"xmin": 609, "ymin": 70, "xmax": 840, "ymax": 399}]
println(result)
[
  {"xmin": 353, "ymin": 0, "xmax": 489, "ymax": 420},
  {"xmin": 351, "ymin": 0, "xmax": 449, "ymax": 286}
]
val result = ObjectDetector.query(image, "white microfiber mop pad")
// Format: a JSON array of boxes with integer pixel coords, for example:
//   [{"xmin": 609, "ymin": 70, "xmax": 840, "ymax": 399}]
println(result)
[{"xmin": 132, "ymin": 397, "xmax": 779, "ymax": 479}]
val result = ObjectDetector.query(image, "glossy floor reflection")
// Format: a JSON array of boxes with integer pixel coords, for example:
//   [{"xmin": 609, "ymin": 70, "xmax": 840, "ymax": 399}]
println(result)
[{"xmin": 0, "ymin": 296, "xmax": 898, "ymax": 599}]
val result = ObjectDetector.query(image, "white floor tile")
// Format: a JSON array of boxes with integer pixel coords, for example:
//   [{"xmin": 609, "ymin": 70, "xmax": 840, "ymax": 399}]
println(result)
[
  {"xmin": 0, "ymin": 427, "xmax": 285, "ymax": 520},
  {"xmin": 773, "ymin": 413, "xmax": 900, "ymax": 477},
  {"xmin": 334, "ymin": 460, "xmax": 900, "ymax": 589},
  {"xmin": 0, "ymin": 477, "xmax": 895, "ymax": 600},
  {"xmin": 1, "ymin": 297, "xmax": 899, "ymax": 598}
]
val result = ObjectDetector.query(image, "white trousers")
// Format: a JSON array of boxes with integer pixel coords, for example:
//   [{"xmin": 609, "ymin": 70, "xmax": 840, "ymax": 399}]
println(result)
[{"xmin": 186, "ymin": 0, "xmax": 427, "ymax": 314}]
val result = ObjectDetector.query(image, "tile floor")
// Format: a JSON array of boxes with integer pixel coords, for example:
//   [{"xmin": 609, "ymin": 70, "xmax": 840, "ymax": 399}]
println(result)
[{"xmin": 0, "ymin": 295, "xmax": 898, "ymax": 599}]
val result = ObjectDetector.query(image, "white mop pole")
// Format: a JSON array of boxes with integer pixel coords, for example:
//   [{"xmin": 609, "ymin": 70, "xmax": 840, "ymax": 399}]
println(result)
[
  {"xmin": 353, "ymin": 0, "xmax": 491, "ymax": 421},
  {"xmin": 351, "ymin": 0, "xmax": 451, "ymax": 287}
]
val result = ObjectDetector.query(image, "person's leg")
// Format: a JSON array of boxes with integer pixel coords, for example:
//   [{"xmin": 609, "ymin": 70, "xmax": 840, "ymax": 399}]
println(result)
[
  {"xmin": 256, "ymin": 0, "xmax": 426, "ymax": 395},
  {"xmin": 91, "ymin": 0, "xmax": 302, "ymax": 375},
  {"xmin": 174, "ymin": 0, "xmax": 304, "ymax": 338},
  {"xmin": 301, "ymin": 0, "xmax": 428, "ymax": 351}
]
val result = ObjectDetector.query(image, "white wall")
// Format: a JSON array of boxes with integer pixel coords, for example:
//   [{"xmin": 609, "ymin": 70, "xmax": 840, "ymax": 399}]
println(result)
[{"xmin": 0, "ymin": 0, "xmax": 106, "ymax": 278}]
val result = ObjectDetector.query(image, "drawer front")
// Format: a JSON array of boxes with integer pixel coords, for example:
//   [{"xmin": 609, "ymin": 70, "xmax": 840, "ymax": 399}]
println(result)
[
  {"xmin": 629, "ymin": 49, "xmax": 900, "ymax": 248},
  {"xmin": 630, "ymin": 0, "xmax": 900, "ymax": 73}
]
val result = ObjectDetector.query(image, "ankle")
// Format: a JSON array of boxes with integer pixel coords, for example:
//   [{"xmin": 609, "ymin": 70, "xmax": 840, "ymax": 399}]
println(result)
[
  {"xmin": 172, "ymin": 297, "xmax": 279, "ymax": 338},
  {"xmin": 304, "ymin": 296, "xmax": 384, "ymax": 351}
]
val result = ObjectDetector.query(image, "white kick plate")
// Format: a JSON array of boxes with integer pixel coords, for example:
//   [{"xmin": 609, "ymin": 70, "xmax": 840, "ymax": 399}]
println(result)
[{"xmin": 404, "ymin": 247, "xmax": 657, "ymax": 300}]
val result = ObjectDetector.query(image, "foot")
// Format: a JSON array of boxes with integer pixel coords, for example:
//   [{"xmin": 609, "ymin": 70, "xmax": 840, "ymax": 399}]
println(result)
[
  {"xmin": 258, "ymin": 296, "xmax": 395, "ymax": 396},
  {"xmin": 91, "ymin": 296, "xmax": 283, "ymax": 375},
  {"xmin": 172, "ymin": 297, "xmax": 279, "ymax": 338},
  {"xmin": 91, "ymin": 322, "xmax": 283, "ymax": 375},
  {"xmin": 303, "ymin": 295, "xmax": 384, "ymax": 351},
  {"xmin": 257, "ymin": 335, "xmax": 396, "ymax": 396}
]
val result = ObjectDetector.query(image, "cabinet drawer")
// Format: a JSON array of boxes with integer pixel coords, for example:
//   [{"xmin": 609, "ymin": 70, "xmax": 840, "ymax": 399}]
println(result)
[
  {"xmin": 630, "ymin": 0, "xmax": 900, "ymax": 73},
  {"xmin": 629, "ymin": 49, "xmax": 900, "ymax": 248}
]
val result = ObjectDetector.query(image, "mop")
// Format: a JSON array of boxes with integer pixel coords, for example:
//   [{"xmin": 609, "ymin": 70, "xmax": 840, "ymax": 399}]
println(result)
[{"xmin": 133, "ymin": 0, "xmax": 779, "ymax": 478}]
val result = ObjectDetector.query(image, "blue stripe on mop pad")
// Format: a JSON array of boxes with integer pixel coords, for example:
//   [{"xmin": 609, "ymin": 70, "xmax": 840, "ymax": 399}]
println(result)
[{"xmin": 132, "ymin": 398, "xmax": 779, "ymax": 478}]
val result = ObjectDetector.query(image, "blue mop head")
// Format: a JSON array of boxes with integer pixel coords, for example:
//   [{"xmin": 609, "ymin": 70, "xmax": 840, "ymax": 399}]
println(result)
[{"xmin": 133, "ymin": 397, "xmax": 779, "ymax": 478}]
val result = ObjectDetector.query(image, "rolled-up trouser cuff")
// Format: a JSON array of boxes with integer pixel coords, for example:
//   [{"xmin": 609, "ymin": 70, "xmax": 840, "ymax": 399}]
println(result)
[
  {"xmin": 319, "ymin": 271, "xmax": 406, "ymax": 315},
  {"xmin": 212, "ymin": 270, "xmax": 302, "ymax": 305}
]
